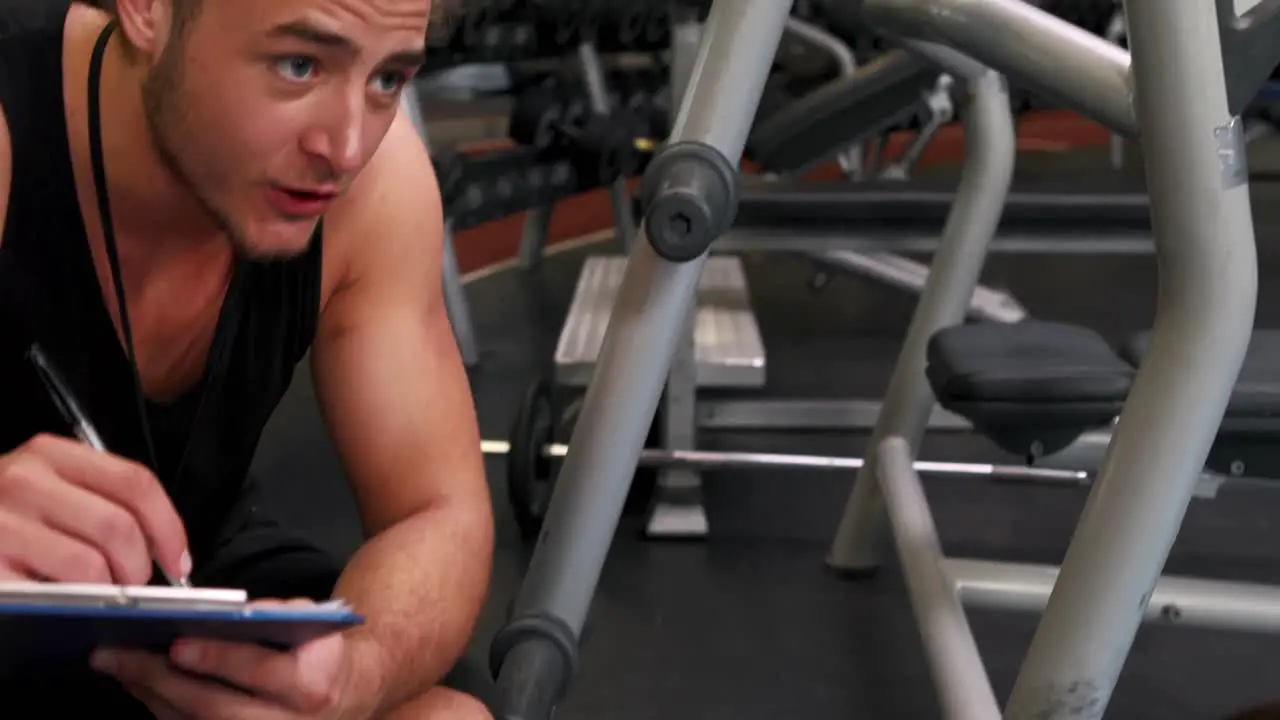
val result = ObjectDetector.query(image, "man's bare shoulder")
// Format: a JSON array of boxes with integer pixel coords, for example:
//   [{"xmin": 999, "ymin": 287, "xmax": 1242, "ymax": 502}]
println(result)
[
  {"xmin": 321, "ymin": 108, "xmax": 444, "ymax": 297},
  {"xmin": 332, "ymin": 109, "xmax": 441, "ymax": 239}
]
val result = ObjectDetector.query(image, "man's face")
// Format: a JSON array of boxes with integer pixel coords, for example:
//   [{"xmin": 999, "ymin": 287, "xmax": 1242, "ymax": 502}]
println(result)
[{"xmin": 141, "ymin": 0, "xmax": 430, "ymax": 259}]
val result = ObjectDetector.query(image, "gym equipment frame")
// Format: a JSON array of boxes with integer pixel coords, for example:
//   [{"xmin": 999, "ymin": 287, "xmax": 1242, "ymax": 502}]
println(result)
[
  {"xmin": 517, "ymin": 38, "xmax": 637, "ymax": 270},
  {"xmin": 489, "ymin": 2, "xmax": 1280, "ymax": 720},
  {"xmin": 402, "ymin": 87, "xmax": 480, "ymax": 367},
  {"xmin": 553, "ymin": 17, "xmax": 1028, "ymax": 539}
]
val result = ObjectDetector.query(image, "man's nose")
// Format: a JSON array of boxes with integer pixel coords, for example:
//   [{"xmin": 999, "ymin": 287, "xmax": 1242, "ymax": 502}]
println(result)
[{"xmin": 300, "ymin": 94, "xmax": 366, "ymax": 176}]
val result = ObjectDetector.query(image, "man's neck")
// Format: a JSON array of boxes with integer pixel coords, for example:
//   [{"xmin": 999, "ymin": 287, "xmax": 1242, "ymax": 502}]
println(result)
[{"xmin": 94, "ymin": 38, "xmax": 227, "ymax": 264}]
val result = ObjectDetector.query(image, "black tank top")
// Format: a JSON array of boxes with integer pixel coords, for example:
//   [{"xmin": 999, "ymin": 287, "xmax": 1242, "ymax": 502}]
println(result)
[{"xmin": 0, "ymin": 0, "xmax": 324, "ymax": 565}]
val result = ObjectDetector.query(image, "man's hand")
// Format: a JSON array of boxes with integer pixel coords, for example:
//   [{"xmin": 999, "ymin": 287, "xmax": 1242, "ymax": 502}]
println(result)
[
  {"xmin": 92, "ymin": 600, "xmax": 358, "ymax": 720},
  {"xmin": 0, "ymin": 433, "xmax": 190, "ymax": 584}
]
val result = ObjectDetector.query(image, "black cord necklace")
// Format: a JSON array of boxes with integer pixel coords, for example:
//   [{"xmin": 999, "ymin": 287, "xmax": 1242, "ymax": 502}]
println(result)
[{"xmin": 86, "ymin": 21, "xmax": 245, "ymax": 486}]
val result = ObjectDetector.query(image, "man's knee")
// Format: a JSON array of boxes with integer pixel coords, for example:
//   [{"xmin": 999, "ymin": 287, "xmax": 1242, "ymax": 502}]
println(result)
[{"xmin": 387, "ymin": 686, "xmax": 494, "ymax": 720}]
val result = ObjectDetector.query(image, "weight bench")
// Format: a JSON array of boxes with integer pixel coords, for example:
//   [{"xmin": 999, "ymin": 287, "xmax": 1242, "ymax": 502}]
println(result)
[{"xmin": 926, "ymin": 321, "xmax": 1280, "ymax": 463}]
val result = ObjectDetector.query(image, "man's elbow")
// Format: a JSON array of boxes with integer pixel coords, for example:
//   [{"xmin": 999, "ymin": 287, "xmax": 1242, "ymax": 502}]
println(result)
[
  {"xmin": 412, "ymin": 486, "xmax": 495, "ymax": 576},
  {"xmin": 418, "ymin": 491, "xmax": 495, "ymax": 635},
  {"xmin": 443, "ymin": 490, "xmax": 495, "ymax": 566}
]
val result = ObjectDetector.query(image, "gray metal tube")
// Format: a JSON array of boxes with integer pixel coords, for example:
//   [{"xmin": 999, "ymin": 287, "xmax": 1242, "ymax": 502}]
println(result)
[
  {"xmin": 646, "ymin": 0, "xmax": 710, "ymax": 540},
  {"xmin": 786, "ymin": 16, "xmax": 857, "ymax": 77},
  {"xmin": 1003, "ymin": 2, "xmax": 1258, "ymax": 718},
  {"xmin": 510, "ymin": 0, "xmax": 794, "ymax": 635},
  {"xmin": 441, "ymin": 225, "xmax": 480, "ymax": 367},
  {"xmin": 879, "ymin": 438, "xmax": 1001, "ymax": 719},
  {"xmin": 668, "ymin": 2, "xmax": 788, "ymax": 163},
  {"xmin": 518, "ymin": 206, "xmax": 552, "ymax": 271},
  {"xmin": 864, "ymin": 0, "xmax": 1137, "ymax": 136},
  {"xmin": 670, "ymin": 8, "xmax": 703, "ymax": 112},
  {"xmin": 827, "ymin": 68, "xmax": 1017, "ymax": 572},
  {"xmin": 400, "ymin": 88, "xmax": 481, "ymax": 367},
  {"xmin": 900, "ymin": 39, "xmax": 988, "ymax": 82},
  {"xmin": 578, "ymin": 42, "xmax": 638, "ymax": 253},
  {"xmin": 948, "ymin": 559, "xmax": 1280, "ymax": 635}
]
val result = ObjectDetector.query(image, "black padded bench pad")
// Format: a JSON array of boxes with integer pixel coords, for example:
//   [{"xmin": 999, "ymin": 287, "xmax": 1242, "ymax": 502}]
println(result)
[
  {"xmin": 745, "ymin": 49, "xmax": 936, "ymax": 173},
  {"xmin": 1119, "ymin": 330, "xmax": 1280, "ymax": 417},
  {"xmin": 927, "ymin": 321, "xmax": 1135, "ymax": 403}
]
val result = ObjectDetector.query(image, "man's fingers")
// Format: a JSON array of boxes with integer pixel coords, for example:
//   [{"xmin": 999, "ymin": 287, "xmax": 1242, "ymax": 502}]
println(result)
[
  {"xmin": 168, "ymin": 636, "xmax": 343, "ymax": 714},
  {"xmin": 0, "ymin": 461, "xmax": 152, "ymax": 584},
  {"xmin": 93, "ymin": 648, "xmax": 284, "ymax": 720},
  {"xmin": 25, "ymin": 435, "xmax": 190, "ymax": 579},
  {"xmin": 0, "ymin": 508, "xmax": 113, "ymax": 583}
]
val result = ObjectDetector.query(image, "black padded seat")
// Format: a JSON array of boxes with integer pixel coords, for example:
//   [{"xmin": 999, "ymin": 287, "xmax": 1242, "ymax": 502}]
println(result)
[
  {"xmin": 928, "ymin": 321, "xmax": 1134, "ymax": 402},
  {"xmin": 1119, "ymin": 330, "xmax": 1280, "ymax": 419},
  {"xmin": 926, "ymin": 321, "xmax": 1135, "ymax": 457}
]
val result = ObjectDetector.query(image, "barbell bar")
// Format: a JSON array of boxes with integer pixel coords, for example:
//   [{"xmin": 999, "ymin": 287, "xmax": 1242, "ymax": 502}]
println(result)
[{"xmin": 481, "ymin": 439, "xmax": 1092, "ymax": 485}]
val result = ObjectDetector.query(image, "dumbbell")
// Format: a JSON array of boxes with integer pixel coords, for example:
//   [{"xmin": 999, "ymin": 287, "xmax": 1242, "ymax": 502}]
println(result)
[
  {"xmin": 643, "ymin": 4, "xmax": 671, "ymax": 47},
  {"xmin": 545, "ymin": 160, "xmax": 579, "ymax": 200},
  {"xmin": 517, "ymin": 158, "xmax": 578, "ymax": 206},
  {"xmin": 509, "ymin": 86, "xmax": 565, "ymax": 149},
  {"xmin": 508, "ymin": 83, "xmax": 591, "ymax": 149},
  {"xmin": 474, "ymin": 23, "xmax": 539, "ymax": 63},
  {"xmin": 431, "ymin": 150, "xmax": 467, "ymax": 210},
  {"xmin": 536, "ymin": 2, "xmax": 592, "ymax": 51},
  {"xmin": 453, "ymin": 1, "xmax": 493, "ymax": 52},
  {"xmin": 560, "ymin": 114, "xmax": 642, "ymax": 189},
  {"xmin": 595, "ymin": 1, "xmax": 647, "ymax": 50},
  {"xmin": 511, "ymin": 91, "xmax": 655, "ymax": 191}
]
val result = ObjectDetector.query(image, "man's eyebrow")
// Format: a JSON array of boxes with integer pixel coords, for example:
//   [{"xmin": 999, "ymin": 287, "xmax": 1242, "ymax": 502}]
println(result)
[
  {"xmin": 267, "ymin": 20, "xmax": 356, "ymax": 51},
  {"xmin": 266, "ymin": 20, "xmax": 426, "ymax": 67}
]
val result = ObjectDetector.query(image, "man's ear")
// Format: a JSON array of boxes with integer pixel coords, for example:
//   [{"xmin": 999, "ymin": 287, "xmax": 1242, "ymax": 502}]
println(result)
[{"xmin": 110, "ymin": 0, "xmax": 174, "ymax": 58}]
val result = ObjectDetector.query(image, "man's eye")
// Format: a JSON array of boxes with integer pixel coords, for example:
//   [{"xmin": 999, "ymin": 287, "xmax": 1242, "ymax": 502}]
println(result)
[
  {"xmin": 275, "ymin": 56, "xmax": 317, "ymax": 81},
  {"xmin": 371, "ymin": 70, "xmax": 407, "ymax": 95}
]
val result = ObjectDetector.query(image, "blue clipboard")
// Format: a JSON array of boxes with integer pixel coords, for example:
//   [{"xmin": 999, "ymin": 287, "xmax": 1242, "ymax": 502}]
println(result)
[{"xmin": 0, "ymin": 583, "xmax": 363, "ymax": 674}]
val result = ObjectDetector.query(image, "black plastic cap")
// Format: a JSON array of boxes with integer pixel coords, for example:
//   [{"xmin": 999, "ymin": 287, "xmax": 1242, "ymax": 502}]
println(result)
[{"xmin": 641, "ymin": 141, "xmax": 739, "ymax": 263}]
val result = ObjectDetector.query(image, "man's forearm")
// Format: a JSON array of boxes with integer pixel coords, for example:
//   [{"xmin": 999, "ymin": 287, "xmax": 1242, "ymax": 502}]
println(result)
[{"xmin": 331, "ymin": 498, "xmax": 493, "ymax": 715}]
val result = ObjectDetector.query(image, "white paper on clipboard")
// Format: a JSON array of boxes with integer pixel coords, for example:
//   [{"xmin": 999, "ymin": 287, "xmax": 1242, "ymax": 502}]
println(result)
[{"xmin": 0, "ymin": 582, "xmax": 355, "ymax": 614}]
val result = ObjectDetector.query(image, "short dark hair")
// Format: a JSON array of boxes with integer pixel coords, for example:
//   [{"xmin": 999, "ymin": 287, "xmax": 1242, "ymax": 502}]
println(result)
[{"xmin": 95, "ymin": 0, "xmax": 455, "ymax": 42}]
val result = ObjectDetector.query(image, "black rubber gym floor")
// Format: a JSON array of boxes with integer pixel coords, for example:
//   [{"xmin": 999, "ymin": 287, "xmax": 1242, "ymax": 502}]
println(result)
[{"xmin": 249, "ymin": 156, "xmax": 1280, "ymax": 719}]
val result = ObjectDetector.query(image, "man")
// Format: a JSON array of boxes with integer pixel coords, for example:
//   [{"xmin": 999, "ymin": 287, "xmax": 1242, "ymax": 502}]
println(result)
[{"xmin": 0, "ymin": 0, "xmax": 495, "ymax": 717}]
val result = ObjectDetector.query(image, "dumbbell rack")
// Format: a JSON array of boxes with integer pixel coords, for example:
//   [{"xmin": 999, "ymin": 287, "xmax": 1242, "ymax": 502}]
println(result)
[{"xmin": 414, "ymin": 1, "xmax": 711, "ymax": 368}]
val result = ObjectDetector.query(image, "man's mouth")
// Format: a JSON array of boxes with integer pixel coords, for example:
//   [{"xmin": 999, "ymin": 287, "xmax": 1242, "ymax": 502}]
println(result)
[
  {"xmin": 281, "ymin": 185, "xmax": 339, "ymax": 201},
  {"xmin": 268, "ymin": 185, "xmax": 340, "ymax": 217}
]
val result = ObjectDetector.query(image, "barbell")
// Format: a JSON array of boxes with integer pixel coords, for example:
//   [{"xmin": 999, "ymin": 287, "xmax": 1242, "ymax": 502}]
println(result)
[
  {"xmin": 489, "ymin": 378, "xmax": 1094, "ymax": 538},
  {"xmin": 481, "ymin": 438, "xmax": 1089, "ymax": 481},
  {"xmin": 493, "ymin": 378, "xmax": 1262, "ymax": 540}
]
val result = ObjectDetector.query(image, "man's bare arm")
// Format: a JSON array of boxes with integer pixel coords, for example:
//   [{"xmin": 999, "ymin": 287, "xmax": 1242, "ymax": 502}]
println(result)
[{"xmin": 310, "ymin": 108, "xmax": 493, "ymax": 713}]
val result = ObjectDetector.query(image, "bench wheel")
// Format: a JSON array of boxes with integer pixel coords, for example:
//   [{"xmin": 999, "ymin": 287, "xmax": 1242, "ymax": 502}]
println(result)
[
  {"xmin": 506, "ymin": 378, "xmax": 665, "ymax": 542},
  {"xmin": 507, "ymin": 379, "xmax": 557, "ymax": 541}
]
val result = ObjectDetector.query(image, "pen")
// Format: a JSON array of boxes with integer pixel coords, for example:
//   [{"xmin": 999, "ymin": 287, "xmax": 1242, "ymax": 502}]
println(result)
[{"xmin": 27, "ymin": 344, "xmax": 191, "ymax": 589}]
